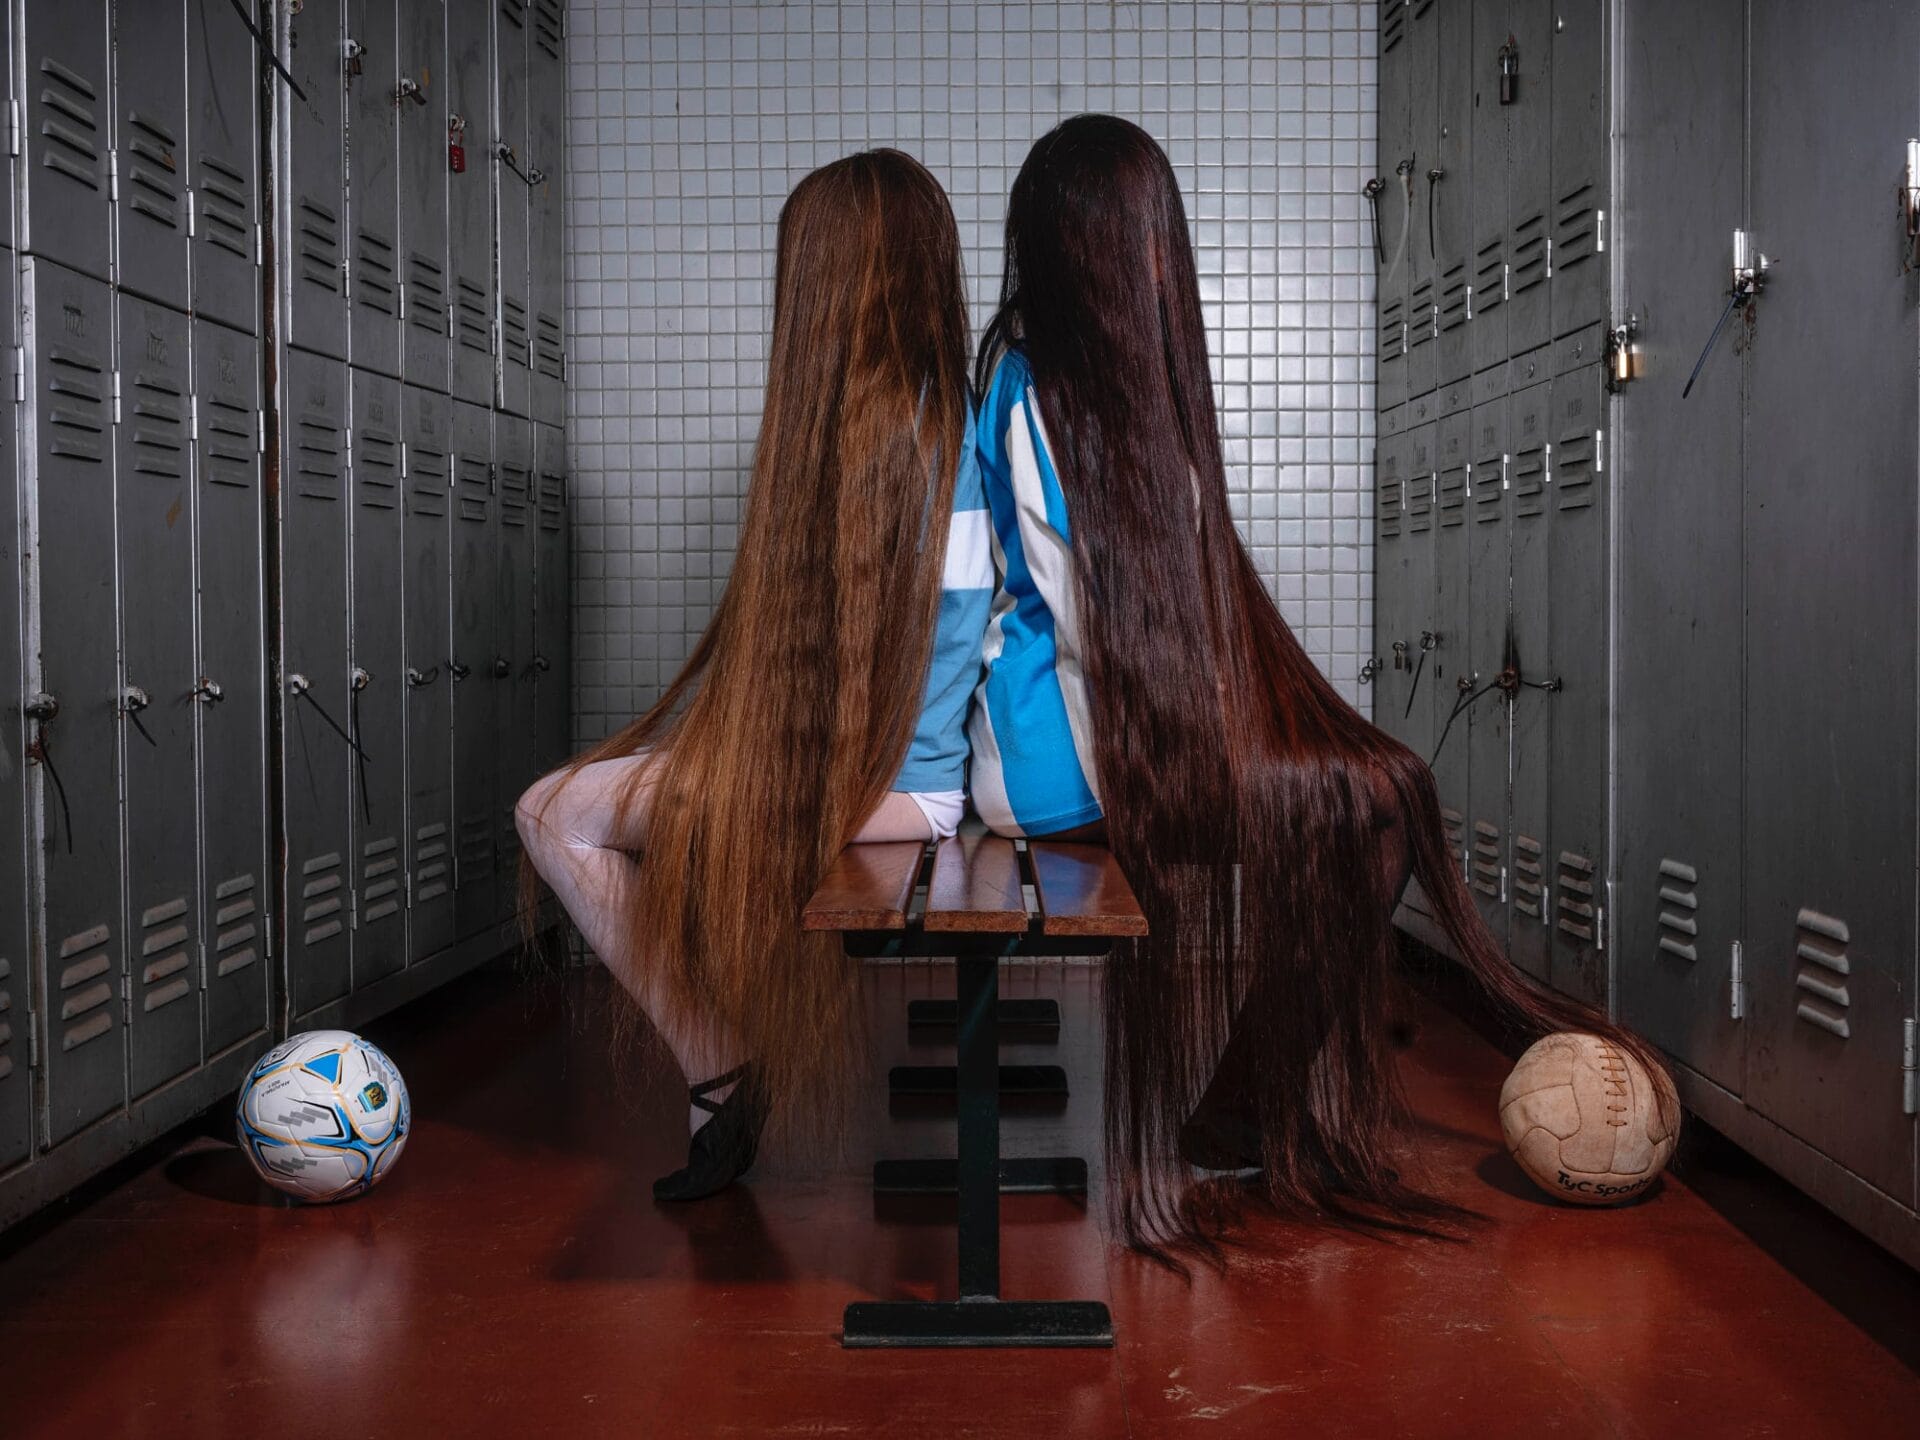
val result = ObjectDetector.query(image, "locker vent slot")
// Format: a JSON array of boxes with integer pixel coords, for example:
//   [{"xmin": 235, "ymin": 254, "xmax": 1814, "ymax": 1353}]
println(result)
[
  {"xmin": 1555, "ymin": 427, "xmax": 1596, "ymax": 511},
  {"xmin": 138, "ymin": 896, "xmax": 192, "ymax": 1009},
  {"xmin": 197, "ymin": 155, "xmax": 251, "ymax": 258},
  {"xmin": 1472, "ymin": 460, "xmax": 1501, "ymax": 521},
  {"xmin": 538, "ymin": 472, "xmax": 565, "ymax": 530},
  {"xmin": 300, "ymin": 851, "xmax": 345, "ymax": 945},
  {"xmin": 535, "ymin": 312, "xmax": 563, "ymax": 379},
  {"xmin": 1509, "ymin": 213, "xmax": 1547, "ymax": 295},
  {"xmin": 213, "ymin": 873, "xmax": 259, "ymax": 977},
  {"xmin": 414, "ymin": 821, "xmax": 452, "ymax": 903},
  {"xmin": 534, "ymin": 0, "xmax": 565, "ymax": 58},
  {"xmin": 1438, "ymin": 262, "xmax": 1468, "ymax": 335},
  {"xmin": 1408, "ymin": 279, "xmax": 1435, "ymax": 350},
  {"xmin": 1793, "ymin": 908, "xmax": 1851, "ymax": 1039},
  {"xmin": 497, "ymin": 806, "xmax": 523, "ymax": 873},
  {"xmin": 1554, "ymin": 185, "xmax": 1597, "ymax": 275},
  {"xmin": 361, "ymin": 836, "xmax": 403, "ymax": 924},
  {"xmin": 1380, "ymin": 0, "xmax": 1406, "ymax": 50},
  {"xmin": 1555, "ymin": 850, "xmax": 1597, "ymax": 941},
  {"xmin": 47, "ymin": 347, "xmax": 109, "ymax": 463},
  {"xmin": 1437, "ymin": 465, "xmax": 1466, "ymax": 526},
  {"xmin": 408, "ymin": 445, "xmax": 451, "ymax": 517},
  {"xmin": 1441, "ymin": 806, "xmax": 1466, "ymax": 860},
  {"xmin": 354, "ymin": 227, "xmax": 399, "ymax": 316},
  {"xmin": 58, "ymin": 920, "xmax": 115, "ymax": 1050},
  {"xmin": 1405, "ymin": 470, "xmax": 1433, "ymax": 533},
  {"xmin": 205, "ymin": 395, "xmax": 255, "ymax": 487},
  {"xmin": 1656, "ymin": 858, "xmax": 1699, "ymax": 962},
  {"xmin": 1378, "ymin": 296, "xmax": 1405, "ymax": 358},
  {"xmin": 298, "ymin": 198, "xmax": 343, "ymax": 294},
  {"xmin": 1471, "ymin": 819, "xmax": 1501, "ymax": 898},
  {"xmin": 36, "ymin": 58, "xmax": 103, "ymax": 189},
  {"xmin": 455, "ymin": 276, "xmax": 491, "ymax": 354},
  {"xmin": 501, "ymin": 293, "xmax": 531, "ymax": 369},
  {"xmin": 130, "ymin": 370, "xmax": 188, "ymax": 480},
  {"xmin": 1473, "ymin": 237, "xmax": 1504, "ymax": 317},
  {"xmin": 294, "ymin": 414, "xmax": 344, "ymax": 501},
  {"xmin": 407, "ymin": 252, "xmax": 447, "ymax": 335},
  {"xmin": 1512, "ymin": 445, "xmax": 1545, "ymax": 518},
  {"xmin": 1376, "ymin": 463, "xmax": 1402, "ymax": 539},
  {"xmin": 1511, "ymin": 835, "xmax": 1545, "ymax": 918},
  {"xmin": 356, "ymin": 426, "xmax": 402, "ymax": 510},
  {"xmin": 500, "ymin": 0, "xmax": 529, "ymax": 30},
  {"xmin": 123, "ymin": 111, "xmax": 181, "ymax": 226},
  {"xmin": 457, "ymin": 816, "xmax": 495, "ymax": 886},
  {"xmin": 501, "ymin": 495, "xmax": 532, "ymax": 530}
]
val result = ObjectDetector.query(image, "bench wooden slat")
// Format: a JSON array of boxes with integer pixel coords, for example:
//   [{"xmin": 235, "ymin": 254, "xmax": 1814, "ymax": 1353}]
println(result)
[
  {"xmin": 1028, "ymin": 842, "xmax": 1149, "ymax": 937},
  {"xmin": 802, "ymin": 841, "xmax": 926, "ymax": 931},
  {"xmin": 924, "ymin": 835, "xmax": 1027, "ymax": 933}
]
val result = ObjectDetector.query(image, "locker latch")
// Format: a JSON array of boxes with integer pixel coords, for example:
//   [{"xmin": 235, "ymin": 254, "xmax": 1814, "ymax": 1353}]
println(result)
[
  {"xmin": 533, "ymin": 655, "xmax": 552, "ymax": 674},
  {"xmin": 492, "ymin": 656, "xmax": 512, "ymax": 679},
  {"xmin": 395, "ymin": 75, "xmax": 428, "ymax": 108},
  {"xmin": 406, "ymin": 666, "xmax": 439, "ymax": 688},
  {"xmin": 1606, "ymin": 314, "xmax": 1640, "ymax": 391},
  {"xmin": 1391, "ymin": 638, "xmax": 1409, "ymax": 672},
  {"xmin": 1684, "ymin": 232, "xmax": 1772, "ymax": 400},
  {"xmin": 449, "ymin": 114, "xmax": 468, "ymax": 174},
  {"xmin": 447, "ymin": 660, "xmax": 473, "ymax": 682},
  {"xmin": 1903, "ymin": 140, "xmax": 1920, "ymax": 272},
  {"xmin": 350, "ymin": 667, "xmax": 372, "ymax": 693},
  {"xmin": 1497, "ymin": 35, "xmax": 1519, "ymax": 105},
  {"xmin": 192, "ymin": 678, "xmax": 224, "ymax": 705},
  {"xmin": 1359, "ymin": 657, "xmax": 1382, "ymax": 685},
  {"xmin": 343, "ymin": 38, "xmax": 365, "ymax": 80}
]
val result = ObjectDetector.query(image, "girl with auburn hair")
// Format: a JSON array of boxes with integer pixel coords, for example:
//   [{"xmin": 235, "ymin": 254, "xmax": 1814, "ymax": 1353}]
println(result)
[
  {"xmin": 968, "ymin": 114, "xmax": 1675, "ymax": 1254},
  {"xmin": 517, "ymin": 149, "xmax": 990, "ymax": 1201}
]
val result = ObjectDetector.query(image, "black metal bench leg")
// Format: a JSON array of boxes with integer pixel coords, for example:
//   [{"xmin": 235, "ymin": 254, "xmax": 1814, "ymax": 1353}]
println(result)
[
  {"xmin": 907, "ymin": 997, "xmax": 1061, "ymax": 1031},
  {"xmin": 888, "ymin": 1063, "xmax": 1068, "ymax": 1097}
]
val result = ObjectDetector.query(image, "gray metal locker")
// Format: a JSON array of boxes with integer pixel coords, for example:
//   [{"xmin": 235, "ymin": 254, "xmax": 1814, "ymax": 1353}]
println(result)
[
  {"xmin": 114, "ymin": 294, "xmax": 200, "ymax": 1098},
  {"xmin": 1430, "ymin": 404, "xmax": 1471, "ymax": 891},
  {"xmin": 1465, "ymin": 390, "xmax": 1508, "ymax": 947},
  {"xmin": 1613, "ymin": 0, "xmax": 1746, "ymax": 1095},
  {"xmin": 280, "ymin": 348, "xmax": 353, "ymax": 1014},
  {"xmin": 447, "ymin": 0, "xmax": 495, "ymax": 406},
  {"xmin": 398, "ymin": 0, "xmax": 450, "ymax": 391},
  {"xmin": 188, "ymin": 0, "xmax": 260, "ymax": 335},
  {"xmin": 1742, "ymin": 0, "xmax": 1917, "ymax": 1206},
  {"xmin": 0, "ymin": 2, "xmax": 16, "ymax": 252},
  {"xmin": 1404, "ymin": 0, "xmax": 1438, "ymax": 401},
  {"xmin": 1548, "ymin": 0, "xmax": 1605, "ymax": 341},
  {"xmin": 19, "ymin": 1, "xmax": 112, "ymax": 284},
  {"xmin": 286, "ymin": 0, "xmax": 347, "ymax": 360},
  {"xmin": 1502, "ymin": 0, "xmax": 1552, "ymax": 360},
  {"xmin": 349, "ymin": 368, "xmax": 407, "ymax": 988},
  {"xmin": 23, "ymin": 258, "xmax": 125, "ymax": 1143},
  {"xmin": 1545, "ymin": 364, "xmax": 1604, "ymax": 1005},
  {"xmin": 527, "ymin": 0, "xmax": 564, "ymax": 426},
  {"xmin": 532, "ymin": 422, "xmax": 567, "ymax": 771},
  {"xmin": 449, "ymin": 398, "xmax": 495, "ymax": 938},
  {"xmin": 1375, "ymin": 0, "xmax": 1411, "ymax": 413},
  {"xmin": 346, "ymin": 1, "xmax": 401, "ymax": 379},
  {"xmin": 1431, "ymin": 0, "xmax": 1472, "ymax": 389},
  {"xmin": 1468, "ymin": 0, "xmax": 1507, "ymax": 378},
  {"xmin": 492, "ymin": 0, "xmax": 531, "ymax": 417},
  {"xmin": 493, "ymin": 412, "xmax": 534, "ymax": 923},
  {"xmin": 403, "ymin": 384, "xmax": 455, "ymax": 961},
  {"xmin": 0, "ymin": 257, "xmax": 30, "ymax": 1170},
  {"xmin": 111, "ymin": 1, "xmax": 189, "ymax": 311},
  {"xmin": 191, "ymin": 317, "xmax": 268, "ymax": 1059},
  {"xmin": 1505, "ymin": 376, "xmax": 1551, "ymax": 984},
  {"xmin": 1400, "ymin": 419, "xmax": 1437, "ymax": 760},
  {"xmin": 1371, "ymin": 418, "xmax": 1406, "ymax": 738}
]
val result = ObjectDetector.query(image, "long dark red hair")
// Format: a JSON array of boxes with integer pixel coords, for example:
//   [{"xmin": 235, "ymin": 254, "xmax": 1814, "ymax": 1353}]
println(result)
[{"xmin": 979, "ymin": 115, "xmax": 1675, "ymax": 1254}]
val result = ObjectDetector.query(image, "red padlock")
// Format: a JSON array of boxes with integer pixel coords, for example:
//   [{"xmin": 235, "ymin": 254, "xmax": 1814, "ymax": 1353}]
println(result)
[{"xmin": 448, "ymin": 113, "xmax": 467, "ymax": 173}]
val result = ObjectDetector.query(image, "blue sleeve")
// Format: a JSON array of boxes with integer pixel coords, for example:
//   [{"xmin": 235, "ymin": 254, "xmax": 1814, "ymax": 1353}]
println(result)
[{"xmin": 892, "ymin": 402, "xmax": 993, "ymax": 792}]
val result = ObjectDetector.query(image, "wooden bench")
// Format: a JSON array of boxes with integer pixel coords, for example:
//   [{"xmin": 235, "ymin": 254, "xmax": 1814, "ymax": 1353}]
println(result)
[{"xmin": 803, "ymin": 826, "xmax": 1147, "ymax": 1350}]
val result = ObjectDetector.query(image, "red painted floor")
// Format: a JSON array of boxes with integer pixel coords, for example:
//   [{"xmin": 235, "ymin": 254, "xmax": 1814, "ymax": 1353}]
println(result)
[{"xmin": 1, "ymin": 955, "xmax": 1915, "ymax": 1439}]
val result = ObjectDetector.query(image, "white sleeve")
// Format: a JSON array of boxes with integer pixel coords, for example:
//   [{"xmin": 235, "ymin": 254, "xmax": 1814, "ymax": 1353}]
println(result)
[{"xmin": 904, "ymin": 789, "xmax": 967, "ymax": 840}]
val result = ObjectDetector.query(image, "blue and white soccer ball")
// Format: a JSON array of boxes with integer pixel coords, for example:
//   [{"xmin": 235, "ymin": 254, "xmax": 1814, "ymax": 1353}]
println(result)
[{"xmin": 236, "ymin": 1030, "xmax": 411, "ymax": 1203}]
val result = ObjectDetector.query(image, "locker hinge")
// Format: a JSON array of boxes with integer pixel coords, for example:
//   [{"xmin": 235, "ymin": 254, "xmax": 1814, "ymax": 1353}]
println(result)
[
  {"xmin": 1595, "ymin": 429, "xmax": 1605, "ymax": 473},
  {"xmin": 121, "ymin": 972, "xmax": 132, "ymax": 1008},
  {"xmin": 111, "ymin": 370, "xmax": 122, "ymax": 425},
  {"xmin": 446, "ymin": 302, "xmax": 455, "ymax": 340},
  {"xmin": 349, "ymin": 888, "xmax": 359, "ymax": 932},
  {"xmin": 405, "ymin": 870, "xmax": 413, "ymax": 911},
  {"xmin": 400, "ymin": 439, "xmax": 409, "ymax": 477},
  {"xmin": 1595, "ymin": 210, "xmax": 1606, "ymax": 254},
  {"xmin": 189, "ymin": 394, "xmax": 199, "ymax": 442},
  {"xmin": 108, "ymin": 150, "xmax": 119, "ymax": 204},
  {"xmin": 398, "ymin": 280, "xmax": 407, "ymax": 321},
  {"xmin": 1503, "ymin": 262, "xmax": 1510, "ymax": 303},
  {"xmin": 257, "ymin": 410, "xmax": 266, "ymax": 455},
  {"xmin": 1730, "ymin": 939, "xmax": 1746, "ymax": 1020},
  {"xmin": 7, "ymin": 99, "xmax": 19, "ymax": 158},
  {"xmin": 1499, "ymin": 864, "xmax": 1508, "ymax": 905},
  {"xmin": 1464, "ymin": 459, "xmax": 1471, "ymax": 499},
  {"xmin": 186, "ymin": 189, "xmax": 196, "ymax": 239},
  {"xmin": 1500, "ymin": 453, "xmax": 1510, "ymax": 490},
  {"xmin": 1465, "ymin": 283, "xmax": 1473, "ymax": 322},
  {"xmin": 1598, "ymin": 879, "xmax": 1611, "ymax": 952},
  {"xmin": 1903, "ymin": 1018, "xmax": 1917, "ymax": 1115},
  {"xmin": 1543, "ymin": 441, "xmax": 1552, "ymax": 486},
  {"xmin": 255, "ymin": 223, "xmax": 263, "ymax": 267},
  {"xmin": 11, "ymin": 347, "xmax": 22, "ymax": 404},
  {"xmin": 1544, "ymin": 235, "xmax": 1552, "ymax": 280},
  {"xmin": 342, "ymin": 258, "xmax": 351, "ymax": 303},
  {"xmin": 26, "ymin": 1011, "xmax": 37, "ymax": 1069}
]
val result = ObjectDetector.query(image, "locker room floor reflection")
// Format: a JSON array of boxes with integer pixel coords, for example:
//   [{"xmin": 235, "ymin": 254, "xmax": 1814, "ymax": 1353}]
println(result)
[{"xmin": 2, "ymin": 957, "xmax": 1916, "ymax": 1439}]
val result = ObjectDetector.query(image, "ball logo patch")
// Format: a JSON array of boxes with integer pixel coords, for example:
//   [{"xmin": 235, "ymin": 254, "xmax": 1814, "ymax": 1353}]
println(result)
[{"xmin": 359, "ymin": 1081, "xmax": 389, "ymax": 1111}]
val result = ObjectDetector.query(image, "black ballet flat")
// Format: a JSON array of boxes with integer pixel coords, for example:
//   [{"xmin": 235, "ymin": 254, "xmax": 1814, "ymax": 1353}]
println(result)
[{"xmin": 652, "ymin": 1063, "xmax": 768, "ymax": 1203}]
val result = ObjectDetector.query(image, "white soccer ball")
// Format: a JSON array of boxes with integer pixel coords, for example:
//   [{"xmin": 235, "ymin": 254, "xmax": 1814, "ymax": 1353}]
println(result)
[
  {"xmin": 236, "ymin": 1030, "xmax": 411, "ymax": 1203},
  {"xmin": 1498, "ymin": 1032, "xmax": 1677, "ymax": 1206}
]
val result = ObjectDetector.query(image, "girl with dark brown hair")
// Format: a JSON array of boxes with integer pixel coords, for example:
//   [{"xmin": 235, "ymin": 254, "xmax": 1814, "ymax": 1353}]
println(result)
[
  {"xmin": 516, "ymin": 149, "xmax": 991, "ymax": 1202},
  {"xmin": 969, "ymin": 114, "xmax": 1674, "ymax": 1255}
]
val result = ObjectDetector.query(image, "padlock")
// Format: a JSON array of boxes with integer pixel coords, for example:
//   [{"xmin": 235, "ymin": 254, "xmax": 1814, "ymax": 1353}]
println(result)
[
  {"xmin": 449, "ymin": 113, "xmax": 467, "ymax": 173},
  {"xmin": 1498, "ymin": 36, "xmax": 1518, "ymax": 105}
]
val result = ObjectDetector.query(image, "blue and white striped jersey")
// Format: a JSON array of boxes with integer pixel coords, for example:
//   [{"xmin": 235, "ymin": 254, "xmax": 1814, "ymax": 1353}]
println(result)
[{"xmin": 964, "ymin": 351, "xmax": 1104, "ymax": 836}]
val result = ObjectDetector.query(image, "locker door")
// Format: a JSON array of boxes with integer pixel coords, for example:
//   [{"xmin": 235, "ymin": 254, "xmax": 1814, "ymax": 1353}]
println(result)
[
  {"xmin": 115, "ymin": 295, "xmax": 200, "ymax": 1096},
  {"xmin": 19, "ymin": 1, "xmax": 112, "ymax": 284},
  {"xmin": 1376, "ymin": 0, "xmax": 1411, "ymax": 413},
  {"xmin": 1465, "ymin": 390, "xmax": 1508, "ymax": 947},
  {"xmin": 447, "ymin": 0, "xmax": 495, "ymax": 405},
  {"xmin": 111, "ymin": 0, "xmax": 188, "ymax": 311},
  {"xmin": 188, "ymin": 0, "xmax": 259, "ymax": 335},
  {"xmin": 192, "ymin": 318, "xmax": 268, "ymax": 1058},
  {"xmin": 493, "ymin": 413, "xmax": 534, "ymax": 923},
  {"xmin": 1503, "ymin": 0, "xmax": 1552, "ymax": 358},
  {"xmin": 527, "ymin": 0, "xmax": 565, "ymax": 426},
  {"xmin": 1430, "ymin": 406, "xmax": 1471, "ymax": 894},
  {"xmin": 403, "ymin": 385, "xmax": 455, "ymax": 961},
  {"xmin": 1373, "ymin": 422, "xmax": 1405, "ymax": 736},
  {"xmin": 533, "ymin": 423, "xmax": 568, "ymax": 771},
  {"xmin": 1546, "ymin": 364, "xmax": 1605, "ymax": 1004},
  {"xmin": 450, "ymin": 399, "xmax": 495, "ymax": 938},
  {"xmin": 1401, "ymin": 421, "xmax": 1437, "ymax": 760},
  {"xmin": 1613, "ymin": 0, "xmax": 1745, "ymax": 1094},
  {"xmin": 24, "ymin": 260, "xmax": 124, "ymax": 1143},
  {"xmin": 346, "ymin": 1, "xmax": 401, "ymax": 379},
  {"xmin": 1506, "ymin": 376, "xmax": 1550, "ymax": 984},
  {"xmin": 492, "ymin": 0, "xmax": 531, "ymax": 417},
  {"xmin": 287, "ymin": 0, "xmax": 347, "ymax": 360},
  {"xmin": 1468, "ymin": 0, "xmax": 1508, "ymax": 378},
  {"xmin": 0, "ymin": 2, "xmax": 15, "ymax": 252},
  {"xmin": 0, "ymin": 259, "xmax": 30, "ymax": 1170},
  {"xmin": 399, "ymin": 0, "xmax": 450, "ymax": 391},
  {"xmin": 349, "ymin": 369, "xmax": 406, "ymax": 988},
  {"xmin": 1744, "ymin": 0, "xmax": 1918, "ymax": 1205},
  {"xmin": 281, "ymin": 350, "xmax": 352, "ymax": 1014},
  {"xmin": 1549, "ymin": 0, "xmax": 1605, "ymax": 341},
  {"xmin": 1405, "ymin": 0, "xmax": 1439, "ymax": 402},
  {"xmin": 1432, "ymin": 0, "xmax": 1473, "ymax": 389}
]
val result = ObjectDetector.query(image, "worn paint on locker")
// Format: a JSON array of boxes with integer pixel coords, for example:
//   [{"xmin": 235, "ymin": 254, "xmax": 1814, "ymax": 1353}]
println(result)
[
  {"xmin": 112, "ymin": 1, "xmax": 189, "ymax": 312},
  {"xmin": 347, "ymin": 2, "xmax": 403, "ymax": 380},
  {"xmin": 286, "ymin": 0, "xmax": 348, "ymax": 360},
  {"xmin": 19, "ymin": 0, "xmax": 112, "ymax": 285}
]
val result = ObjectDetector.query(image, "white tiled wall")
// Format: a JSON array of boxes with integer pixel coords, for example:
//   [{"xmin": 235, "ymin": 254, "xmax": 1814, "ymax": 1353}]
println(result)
[{"xmin": 563, "ymin": 0, "xmax": 1377, "ymax": 744}]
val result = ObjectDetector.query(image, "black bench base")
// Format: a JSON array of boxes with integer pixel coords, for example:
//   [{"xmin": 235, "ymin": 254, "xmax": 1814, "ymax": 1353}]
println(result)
[
  {"xmin": 907, "ymin": 997, "xmax": 1061, "ymax": 1030},
  {"xmin": 888, "ymin": 1063, "xmax": 1068, "ymax": 1097},
  {"xmin": 842, "ymin": 1299, "xmax": 1114, "ymax": 1349},
  {"xmin": 873, "ymin": 1155, "xmax": 1087, "ymax": 1195}
]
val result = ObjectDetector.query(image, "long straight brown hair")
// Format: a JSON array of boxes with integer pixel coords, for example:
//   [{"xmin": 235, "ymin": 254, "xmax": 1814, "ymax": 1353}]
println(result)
[
  {"xmin": 522, "ymin": 149, "xmax": 970, "ymax": 1136},
  {"xmin": 980, "ymin": 115, "xmax": 1675, "ymax": 1254}
]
